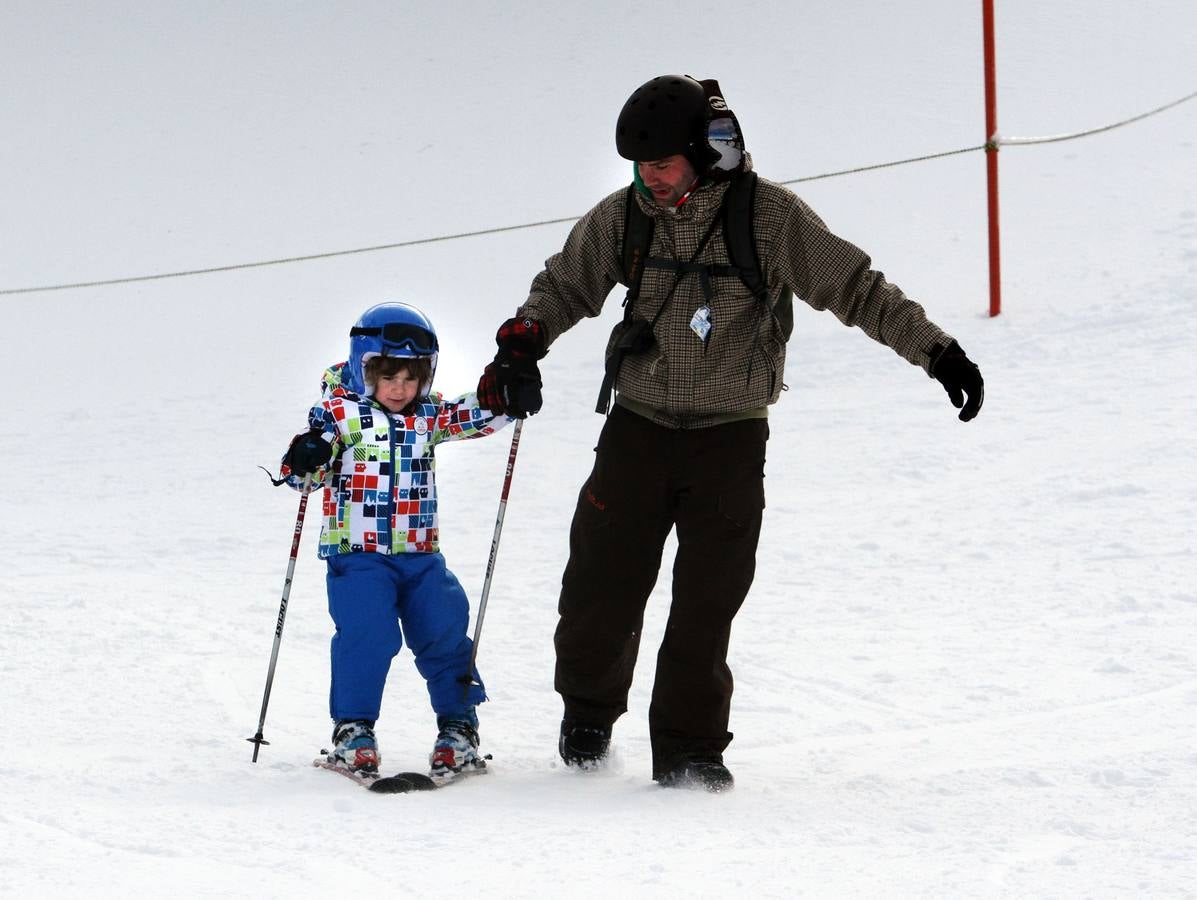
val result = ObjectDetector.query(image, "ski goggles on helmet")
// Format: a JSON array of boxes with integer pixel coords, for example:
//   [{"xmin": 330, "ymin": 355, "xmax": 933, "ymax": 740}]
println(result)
[
  {"xmin": 349, "ymin": 322, "xmax": 439, "ymax": 354},
  {"xmin": 706, "ymin": 116, "xmax": 743, "ymax": 175}
]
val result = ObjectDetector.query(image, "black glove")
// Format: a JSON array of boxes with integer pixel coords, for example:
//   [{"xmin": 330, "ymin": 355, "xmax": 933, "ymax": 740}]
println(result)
[
  {"xmin": 477, "ymin": 316, "xmax": 547, "ymax": 418},
  {"xmin": 929, "ymin": 340, "xmax": 984, "ymax": 422},
  {"xmin": 285, "ymin": 429, "xmax": 332, "ymax": 476}
]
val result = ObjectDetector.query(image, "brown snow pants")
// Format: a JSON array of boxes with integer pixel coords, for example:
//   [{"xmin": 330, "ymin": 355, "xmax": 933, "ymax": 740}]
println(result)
[{"xmin": 554, "ymin": 404, "xmax": 767, "ymax": 779}]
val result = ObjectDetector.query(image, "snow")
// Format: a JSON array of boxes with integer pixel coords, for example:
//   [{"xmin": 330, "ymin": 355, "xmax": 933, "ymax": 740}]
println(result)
[{"xmin": 2, "ymin": 2, "xmax": 1195, "ymax": 897}]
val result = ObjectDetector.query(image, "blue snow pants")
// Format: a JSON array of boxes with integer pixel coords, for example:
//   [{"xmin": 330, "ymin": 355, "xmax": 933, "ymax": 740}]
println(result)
[{"xmin": 325, "ymin": 551, "xmax": 485, "ymax": 724}]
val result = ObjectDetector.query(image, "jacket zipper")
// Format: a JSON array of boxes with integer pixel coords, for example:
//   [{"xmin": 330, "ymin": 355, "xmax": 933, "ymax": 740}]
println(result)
[{"xmin": 379, "ymin": 402, "xmax": 399, "ymax": 552}]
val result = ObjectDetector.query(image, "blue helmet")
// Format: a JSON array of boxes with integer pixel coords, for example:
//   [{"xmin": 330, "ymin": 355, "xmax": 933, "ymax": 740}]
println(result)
[{"xmin": 345, "ymin": 302, "xmax": 439, "ymax": 397}]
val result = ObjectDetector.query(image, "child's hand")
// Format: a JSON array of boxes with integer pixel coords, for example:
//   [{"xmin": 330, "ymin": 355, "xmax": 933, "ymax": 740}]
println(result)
[{"xmin": 285, "ymin": 429, "xmax": 333, "ymax": 476}]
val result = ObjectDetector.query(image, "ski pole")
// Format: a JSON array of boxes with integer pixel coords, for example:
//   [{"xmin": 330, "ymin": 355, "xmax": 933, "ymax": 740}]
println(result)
[
  {"xmin": 461, "ymin": 418, "xmax": 525, "ymax": 700},
  {"xmin": 247, "ymin": 474, "xmax": 313, "ymax": 762}
]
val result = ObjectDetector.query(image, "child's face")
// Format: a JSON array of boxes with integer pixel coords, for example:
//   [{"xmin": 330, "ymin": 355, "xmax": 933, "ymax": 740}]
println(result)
[{"xmin": 374, "ymin": 369, "xmax": 420, "ymax": 413}]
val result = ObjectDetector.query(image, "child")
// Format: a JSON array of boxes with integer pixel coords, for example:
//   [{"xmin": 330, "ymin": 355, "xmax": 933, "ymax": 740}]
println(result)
[{"xmin": 280, "ymin": 301, "xmax": 512, "ymax": 782}]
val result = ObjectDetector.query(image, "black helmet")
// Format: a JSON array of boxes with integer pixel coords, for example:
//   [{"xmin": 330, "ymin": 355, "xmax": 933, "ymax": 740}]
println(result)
[
  {"xmin": 615, "ymin": 74, "xmax": 746, "ymax": 180},
  {"xmin": 615, "ymin": 74, "xmax": 710, "ymax": 164}
]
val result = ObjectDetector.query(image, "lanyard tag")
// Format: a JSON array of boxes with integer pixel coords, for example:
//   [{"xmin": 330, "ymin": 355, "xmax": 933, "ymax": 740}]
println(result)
[{"xmin": 690, "ymin": 305, "xmax": 712, "ymax": 343}]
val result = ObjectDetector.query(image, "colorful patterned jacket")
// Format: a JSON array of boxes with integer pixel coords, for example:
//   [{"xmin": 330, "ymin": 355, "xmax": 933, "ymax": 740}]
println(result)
[{"xmin": 282, "ymin": 363, "xmax": 512, "ymax": 558}]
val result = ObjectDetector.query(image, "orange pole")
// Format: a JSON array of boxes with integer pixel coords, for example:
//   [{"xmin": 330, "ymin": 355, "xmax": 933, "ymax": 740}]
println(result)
[{"xmin": 983, "ymin": 0, "xmax": 1001, "ymax": 316}]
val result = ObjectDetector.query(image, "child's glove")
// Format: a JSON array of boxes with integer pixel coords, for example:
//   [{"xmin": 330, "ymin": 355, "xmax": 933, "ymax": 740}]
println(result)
[
  {"xmin": 477, "ymin": 317, "xmax": 547, "ymax": 418},
  {"xmin": 929, "ymin": 340, "xmax": 984, "ymax": 422},
  {"xmin": 285, "ymin": 429, "xmax": 332, "ymax": 475}
]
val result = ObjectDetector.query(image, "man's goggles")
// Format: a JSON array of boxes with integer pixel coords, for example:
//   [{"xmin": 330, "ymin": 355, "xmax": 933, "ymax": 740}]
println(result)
[{"xmin": 350, "ymin": 323, "xmax": 438, "ymax": 354}]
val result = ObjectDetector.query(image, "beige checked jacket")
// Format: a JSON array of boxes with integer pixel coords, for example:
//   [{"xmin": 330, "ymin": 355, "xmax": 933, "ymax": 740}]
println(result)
[{"xmin": 518, "ymin": 160, "xmax": 955, "ymax": 429}]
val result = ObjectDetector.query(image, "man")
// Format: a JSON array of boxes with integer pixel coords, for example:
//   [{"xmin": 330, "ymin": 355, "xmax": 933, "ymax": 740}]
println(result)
[{"xmin": 477, "ymin": 74, "xmax": 983, "ymax": 792}]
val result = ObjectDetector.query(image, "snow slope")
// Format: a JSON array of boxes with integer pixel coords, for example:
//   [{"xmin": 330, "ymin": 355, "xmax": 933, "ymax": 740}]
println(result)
[{"xmin": 2, "ymin": 2, "xmax": 1195, "ymax": 897}]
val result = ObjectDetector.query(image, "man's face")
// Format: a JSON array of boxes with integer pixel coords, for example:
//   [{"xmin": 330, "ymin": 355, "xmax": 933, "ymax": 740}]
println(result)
[{"xmin": 637, "ymin": 154, "xmax": 698, "ymax": 207}]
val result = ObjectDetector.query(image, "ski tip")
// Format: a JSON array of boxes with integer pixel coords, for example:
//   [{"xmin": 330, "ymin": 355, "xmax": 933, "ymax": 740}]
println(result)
[{"xmin": 369, "ymin": 772, "xmax": 438, "ymax": 794}]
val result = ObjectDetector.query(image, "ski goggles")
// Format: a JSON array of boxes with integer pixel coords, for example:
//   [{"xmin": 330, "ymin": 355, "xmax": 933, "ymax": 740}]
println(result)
[
  {"xmin": 706, "ymin": 116, "xmax": 743, "ymax": 175},
  {"xmin": 350, "ymin": 323, "xmax": 438, "ymax": 353}
]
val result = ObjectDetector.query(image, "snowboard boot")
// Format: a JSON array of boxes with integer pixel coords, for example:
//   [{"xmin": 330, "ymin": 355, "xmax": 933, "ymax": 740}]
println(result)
[
  {"xmin": 327, "ymin": 719, "xmax": 380, "ymax": 774},
  {"xmin": 558, "ymin": 718, "xmax": 611, "ymax": 770},
  {"xmin": 656, "ymin": 755, "xmax": 735, "ymax": 793},
  {"xmin": 429, "ymin": 717, "xmax": 486, "ymax": 783}
]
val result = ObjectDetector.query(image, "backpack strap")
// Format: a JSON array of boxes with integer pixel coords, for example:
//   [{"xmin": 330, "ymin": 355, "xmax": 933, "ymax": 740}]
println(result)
[
  {"xmin": 721, "ymin": 171, "xmax": 794, "ymax": 339},
  {"xmin": 620, "ymin": 184, "xmax": 655, "ymax": 302},
  {"xmin": 721, "ymin": 172, "xmax": 764, "ymax": 301},
  {"xmin": 598, "ymin": 187, "xmax": 654, "ymax": 414}
]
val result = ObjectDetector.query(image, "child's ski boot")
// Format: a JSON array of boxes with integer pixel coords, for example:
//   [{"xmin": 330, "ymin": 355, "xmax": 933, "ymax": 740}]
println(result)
[
  {"xmin": 428, "ymin": 717, "xmax": 486, "ymax": 784},
  {"xmin": 325, "ymin": 719, "xmax": 380, "ymax": 774}
]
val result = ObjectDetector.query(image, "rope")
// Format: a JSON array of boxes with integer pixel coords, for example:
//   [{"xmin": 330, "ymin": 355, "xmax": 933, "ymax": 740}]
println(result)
[
  {"xmin": 0, "ymin": 215, "xmax": 583, "ymax": 296},
  {"xmin": 2, "ymin": 88, "xmax": 1193, "ymax": 298},
  {"xmin": 998, "ymin": 89, "xmax": 1197, "ymax": 146},
  {"xmin": 780, "ymin": 143, "xmax": 988, "ymax": 185}
]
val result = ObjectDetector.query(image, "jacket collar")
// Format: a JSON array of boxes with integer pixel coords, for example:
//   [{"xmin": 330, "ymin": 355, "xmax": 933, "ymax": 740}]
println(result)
[{"xmin": 631, "ymin": 152, "xmax": 754, "ymax": 223}]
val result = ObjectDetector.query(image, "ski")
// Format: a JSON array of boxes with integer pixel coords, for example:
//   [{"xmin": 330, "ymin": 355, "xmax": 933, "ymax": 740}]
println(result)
[
  {"xmin": 313, "ymin": 758, "xmax": 439, "ymax": 793},
  {"xmin": 313, "ymin": 756, "xmax": 490, "ymax": 793}
]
